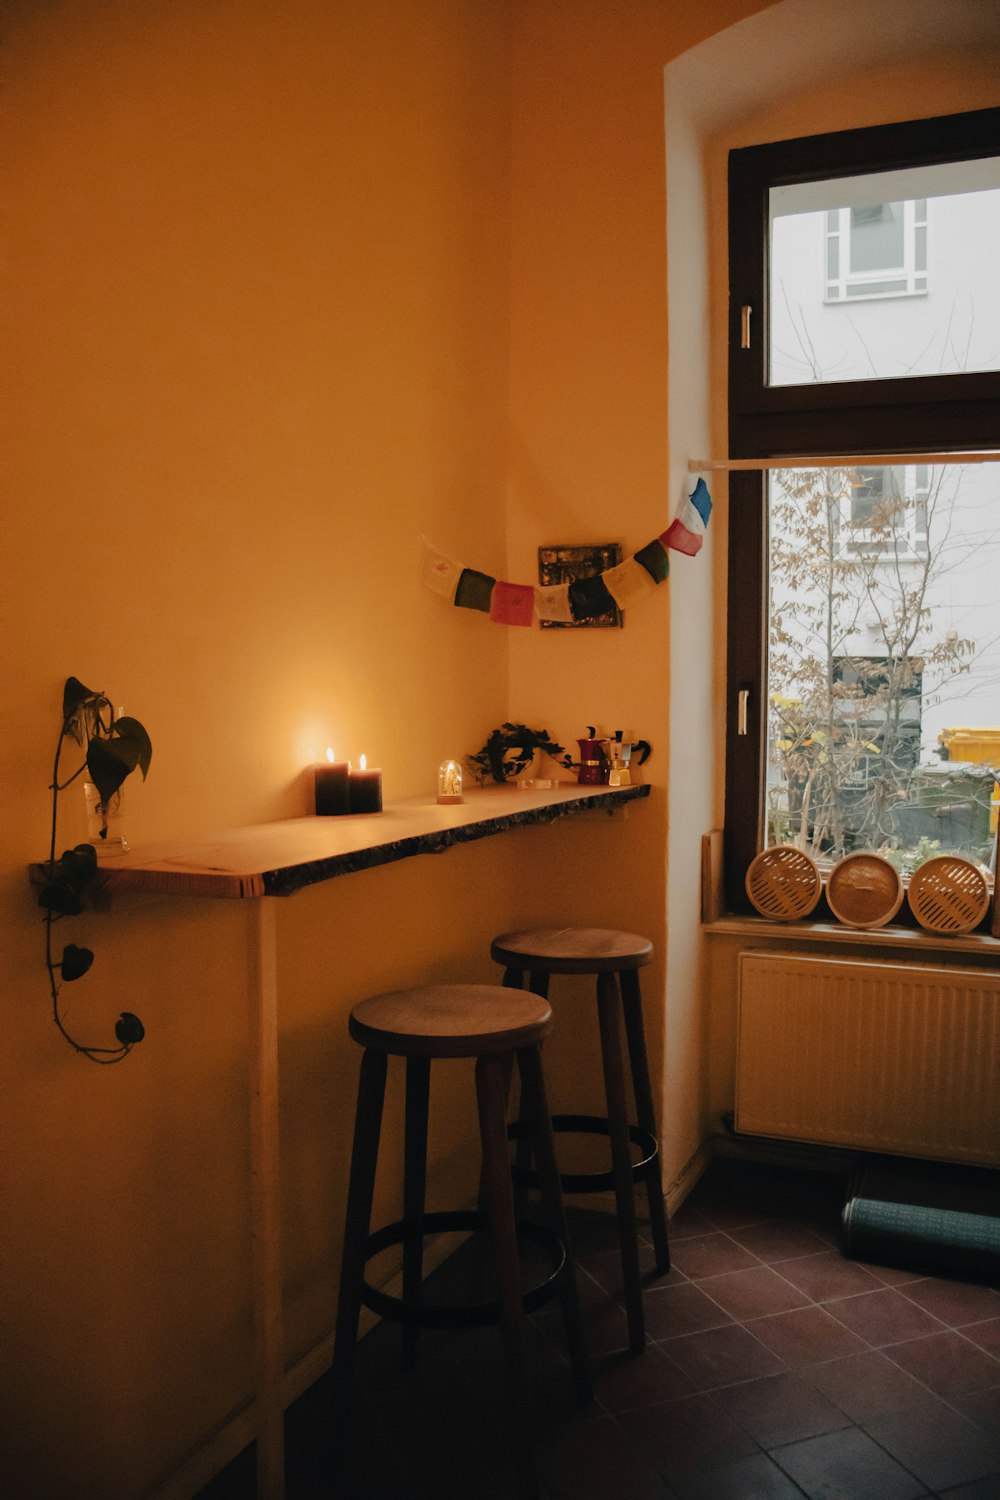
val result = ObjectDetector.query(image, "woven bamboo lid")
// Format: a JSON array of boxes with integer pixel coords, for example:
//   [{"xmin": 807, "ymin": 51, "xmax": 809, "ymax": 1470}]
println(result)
[
  {"xmin": 745, "ymin": 845, "xmax": 822, "ymax": 921},
  {"xmin": 826, "ymin": 852, "xmax": 903, "ymax": 929},
  {"xmin": 906, "ymin": 855, "xmax": 990, "ymax": 935}
]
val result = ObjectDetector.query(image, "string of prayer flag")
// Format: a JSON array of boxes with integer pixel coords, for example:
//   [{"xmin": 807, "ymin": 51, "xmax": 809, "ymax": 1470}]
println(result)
[{"xmin": 420, "ymin": 477, "xmax": 712, "ymax": 626}]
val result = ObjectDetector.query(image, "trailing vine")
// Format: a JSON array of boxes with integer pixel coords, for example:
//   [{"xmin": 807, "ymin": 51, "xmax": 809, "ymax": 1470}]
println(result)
[
  {"xmin": 465, "ymin": 722, "xmax": 574, "ymax": 785},
  {"xmin": 38, "ymin": 677, "xmax": 152, "ymax": 1063}
]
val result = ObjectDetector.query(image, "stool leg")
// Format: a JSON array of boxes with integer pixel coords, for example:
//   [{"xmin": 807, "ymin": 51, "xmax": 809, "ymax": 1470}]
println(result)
[
  {"xmin": 516, "ymin": 1043, "xmax": 591, "ymax": 1403},
  {"xmin": 502, "ymin": 965, "xmax": 524, "ymax": 989},
  {"xmin": 620, "ymin": 969, "xmax": 670, "ymax": 1273},
  {"xmin": 476, "ymin": 1053, "xmax": 539, "ymax": 1500},
  {"xmin": 402, "ymin": 1055, "xmax": 431, "ymax": 1368},
  {"xmin": 596, "ymin": 971, "xmax": 645, "ymax": 1353},
  {"xmin": 331, "ymin": 1047, "xmax": 388, "ymax": 1451},
  {"xmin": 503, "ymin": 967, "xmax": 549, "ymax": 1200}
]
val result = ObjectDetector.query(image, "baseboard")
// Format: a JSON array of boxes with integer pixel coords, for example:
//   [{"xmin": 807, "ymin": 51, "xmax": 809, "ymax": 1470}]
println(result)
[{"xmin": 713, "ymin": 1114, "xmax": 862, "ymax": 1177}]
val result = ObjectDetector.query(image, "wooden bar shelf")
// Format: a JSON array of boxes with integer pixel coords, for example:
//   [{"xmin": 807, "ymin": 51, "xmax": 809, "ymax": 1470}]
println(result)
[{"xmin": 87, "ymin": 782, "xmax": 650, "ymax": 901}]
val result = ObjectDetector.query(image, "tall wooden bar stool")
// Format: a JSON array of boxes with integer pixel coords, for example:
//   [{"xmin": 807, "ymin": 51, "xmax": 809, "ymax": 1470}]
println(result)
[
  {"xmin": 330, "ymin": 983, "xmax": 590, "ymax": 1500},
  {"xmin": 490, "ymin": 928, "xmax": 670, "ymax": 1354}
]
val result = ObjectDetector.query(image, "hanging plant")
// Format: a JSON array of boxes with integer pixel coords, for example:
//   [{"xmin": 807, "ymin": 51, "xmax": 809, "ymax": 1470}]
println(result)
[
  {"xmin": 38, "ymin": 677, "xmax": 152, "ymax": 1063},
  {"xmin": 465, "ymin": 722, "xmax": 574, "ymax": 785}
]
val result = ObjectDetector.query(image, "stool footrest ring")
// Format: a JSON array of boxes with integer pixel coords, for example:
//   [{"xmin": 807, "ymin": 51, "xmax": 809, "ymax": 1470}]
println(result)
[
  {"xmin": 361, "ymin": 1209, "xmax": 566, "ymax": 1329},
  {"xmin": 510, "ymin": 1113, "xmax": 659, "ymax": 1195}
]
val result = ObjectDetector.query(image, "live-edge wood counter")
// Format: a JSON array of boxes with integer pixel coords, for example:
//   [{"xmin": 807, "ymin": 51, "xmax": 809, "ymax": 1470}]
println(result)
[
  {"xmin": 93, "ymin": 781, "xmax": 650, "ymax": 901},
  {"xmin": 92, "ymin": 783, "xmax": 648, "ymax": 1500}
]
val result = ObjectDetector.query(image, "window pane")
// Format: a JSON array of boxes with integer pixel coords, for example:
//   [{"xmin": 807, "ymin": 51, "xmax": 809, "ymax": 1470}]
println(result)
[
  {"xmin": 766, "ymin": 462, "xmax": 1000, "ymax": 874},
  {"xmin": 768, "ymin": 156, "xmax": 1000, "ymax": 385}
]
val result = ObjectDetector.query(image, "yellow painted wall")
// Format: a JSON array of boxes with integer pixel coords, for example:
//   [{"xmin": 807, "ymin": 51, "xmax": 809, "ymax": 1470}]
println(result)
[{"xmin": 4, "ymin": 2, "xmax": 523, "ymax": 1495}]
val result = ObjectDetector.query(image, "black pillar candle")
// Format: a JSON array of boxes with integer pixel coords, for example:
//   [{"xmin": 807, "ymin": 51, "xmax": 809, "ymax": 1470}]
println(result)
[
  {"xmin": 348, "ymin": 757, "xmax": 383, "ymax": 814},
  {"xmin": 315, "ymin": 754, "xmax": 350, "ymax": 815}
]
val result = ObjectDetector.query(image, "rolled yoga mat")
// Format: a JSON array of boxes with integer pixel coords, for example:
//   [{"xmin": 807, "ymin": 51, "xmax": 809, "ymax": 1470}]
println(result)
[{"xmin": 842, "ymin": 1155, "xmax": 1000, "ymax": 1283}]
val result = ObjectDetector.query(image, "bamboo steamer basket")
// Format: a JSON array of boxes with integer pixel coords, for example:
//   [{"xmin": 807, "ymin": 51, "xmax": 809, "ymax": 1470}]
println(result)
[
  {"xmin": 907, "ymin": 855, "xmax": 990, "ymax": 935},
  {"xmin": 826, "ymin": 852, "xmax": 903, "ymax": 929},
  {"xmin": 745, "ymin": 845, "xmax": 822, "ymax": 921}
]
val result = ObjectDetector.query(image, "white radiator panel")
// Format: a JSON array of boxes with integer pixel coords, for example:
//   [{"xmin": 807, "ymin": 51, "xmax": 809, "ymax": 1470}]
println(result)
[{"xmin": 736, "ymin": 951, "xmax": 1000, "ymax": 1165}]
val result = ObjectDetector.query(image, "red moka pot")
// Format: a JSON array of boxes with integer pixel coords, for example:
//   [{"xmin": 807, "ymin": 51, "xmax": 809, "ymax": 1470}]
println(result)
[{"xmin": 576, "ymin": 736, "xmax": 608, "ymax": 785}]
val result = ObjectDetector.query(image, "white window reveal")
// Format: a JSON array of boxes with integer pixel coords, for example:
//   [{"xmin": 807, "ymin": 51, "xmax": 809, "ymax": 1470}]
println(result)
[{"xmin": 824, "ymin": 200, "xmax": 928, "ymax": 302}]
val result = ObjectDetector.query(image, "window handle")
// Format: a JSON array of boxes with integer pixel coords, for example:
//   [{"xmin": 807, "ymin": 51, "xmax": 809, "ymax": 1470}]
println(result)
[
  {"xmin": 740, "ymin": 305, "xmax": 752, "ymax": 350},
  {"xmin": 737, "ymin": 688, "xmax": 750, "ymax": 736}
]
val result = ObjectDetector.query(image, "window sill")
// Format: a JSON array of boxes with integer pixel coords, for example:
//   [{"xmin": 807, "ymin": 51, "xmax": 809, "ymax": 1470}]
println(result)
[{"xmin": 705, "ymin": 913, "xmax": 1000, "ymax": 956}]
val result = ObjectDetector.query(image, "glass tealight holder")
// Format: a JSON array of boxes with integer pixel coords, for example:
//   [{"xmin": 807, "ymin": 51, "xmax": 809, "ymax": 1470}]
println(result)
[{"xmin": 436, "ymin": 759, "xmax": 463, "ymax": 805}]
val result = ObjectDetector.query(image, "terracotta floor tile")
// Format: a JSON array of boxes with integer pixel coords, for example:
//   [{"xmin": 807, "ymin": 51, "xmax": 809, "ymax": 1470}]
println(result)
[
  {"xmin": 804, "ymin": 1349, "xmax": 935, "ymax": 1422},
  {"xmin": 657, "ymin": 1322, "xmax": 785, "ymax": 1390},
  {"xmin": 886, "ymin": 1330, "xmax": 1000, "ymax": 1397},
  {"xmin": 899, "ymin": 1279, "xmax": 1000, "ymax": 1329},
  {"xmin": 699, "ymin": 1265, "xmax": 811, "ymax": 1322},
  {"xmin": 962, "ymin": 1318, "xmax": 1000, "ymax": 1358},
  {"xmin": 668, "ymin": 1201, "xmax": 718, "ymax": 1240},
  {"xmin": 853, "ymin": 1259, "xmax": 926, "ymax": 1287},
  {"xmin": 771, "ymin": 1426, "xmax": 928, "ymax": 1500},
  {"xmin": 778, "ymin": 1251, "xmax": 884, "ymax": 1303},
  {"xmin": 865, "ymin": 1392, "xmax": 1000, "ymax": 1492},
  {"xmin": 641, "ymin": 1280, "xmax": 735, "ymax": 1339},
  {"xmin": 730, "ymin": 1220, "xmax": 840, "ymax": 1264},
  {"xmin": 591, "ymin": 1340, "xmax": 695, "ymax": 1413},
  {"xmin": 579, "ymin": 1242, "xmax": 683, "ymax": 1296},
  {"xmin": 671, "ymin": 1451, "xmax": 812, "ymax": 1500},
  {"xmin": 952, "ymin": 1386, "xmax": 1000, "ymax": 1434},
  {"xmin": 618, "ymin": 1391, "xmax": 760, "ymax": 1481},
  {"xmin": 936, "ymin": 1479, "xmax": 1000, "ymax": 1500},
  {"xmin": 824, "ymin": 1287, "xmax": 949, "ymax": 1347},
  {"xmin": 668, "ymin": 1231, "xmax": 762, "ymax": 1280},
  {"xmin": 537, "ymin": 1414, "xmax": 675, "ymax": 1500},
  {"xmin": 722, "ymin": 1370, "xmax": 852, "ymax": 1448},
  {"xmin": 747, "ymin": 1304, "xmax": 870, "ymax": 1367}
]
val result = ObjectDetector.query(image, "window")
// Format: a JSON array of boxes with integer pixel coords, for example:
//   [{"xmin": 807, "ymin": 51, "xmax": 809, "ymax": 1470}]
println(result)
[
  {"xmin": 825, "ymin": 199, "xmax": 927, "ymax": 302},
  {"xmin": 725, "ymin": 107, "xmax": 1000, "ymax": 913}
]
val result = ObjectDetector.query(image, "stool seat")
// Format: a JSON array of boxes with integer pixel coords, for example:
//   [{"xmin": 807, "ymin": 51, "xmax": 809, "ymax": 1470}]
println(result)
[
  {"xmin": 350, "ymin": 984, "xmax": 551, "ymax": 1057},
  {"xmin": 491, "ymin": 927, "xmax": 652, "ymax": 973}
]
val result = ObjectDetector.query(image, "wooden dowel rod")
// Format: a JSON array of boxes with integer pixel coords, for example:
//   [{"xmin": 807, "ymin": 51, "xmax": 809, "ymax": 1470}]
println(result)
[{"xmin": 689, "ymin": 451, "xmax": 1000, "ymax": 473}]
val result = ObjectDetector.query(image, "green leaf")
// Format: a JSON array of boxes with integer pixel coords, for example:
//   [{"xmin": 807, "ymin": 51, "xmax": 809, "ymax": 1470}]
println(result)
[
  {"xmin": 111, "ymin": 716, "xmax": 153, "ymax": 779},
  {"xmin": 87, "ymin": 735, "xmax": 142, "ymax": 806},
  {"xmin": 60, "ymin": 944, "xmax": 94, "ymax": 981},
  {"xmin": 115, "ymin": 1012, "xmax": 145, "ymax": 1044}
]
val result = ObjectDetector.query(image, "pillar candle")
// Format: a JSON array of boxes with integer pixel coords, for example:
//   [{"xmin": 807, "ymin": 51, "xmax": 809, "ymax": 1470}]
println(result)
[
  {"xmin": 349, "ymin": 754, "xmax": 383, "ymax": 814},
  {"xmin": 315, "ymin": 749, "xmax": 351, "ymax": 815}
]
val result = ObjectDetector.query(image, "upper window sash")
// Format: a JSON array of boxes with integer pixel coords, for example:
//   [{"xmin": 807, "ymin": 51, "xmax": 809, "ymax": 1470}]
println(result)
[{"xmin": 728, "ymin": 106, "xmax": 1000, "ymax": 460}]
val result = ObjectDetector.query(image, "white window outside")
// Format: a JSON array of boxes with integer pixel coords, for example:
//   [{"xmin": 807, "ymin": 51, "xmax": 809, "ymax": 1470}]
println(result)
[{"xmin": 824, "ymin": 199, "xmax": 928, "ymax": 302}]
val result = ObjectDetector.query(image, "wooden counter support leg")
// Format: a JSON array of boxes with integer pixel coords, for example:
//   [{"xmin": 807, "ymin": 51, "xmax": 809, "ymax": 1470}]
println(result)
[{"xmin": 248, "ymin": 897, "xmax": 285, "ymax": 1500}]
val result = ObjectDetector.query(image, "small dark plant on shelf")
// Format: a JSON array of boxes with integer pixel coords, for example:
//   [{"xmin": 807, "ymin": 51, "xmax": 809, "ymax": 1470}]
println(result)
[
  {"xmin": 465, "ymin": 722, "xmax": 574, "ymax": 785},
  {"xmin": 38, "ymin": 676, "xmax": 152, "ymax": 1063}
]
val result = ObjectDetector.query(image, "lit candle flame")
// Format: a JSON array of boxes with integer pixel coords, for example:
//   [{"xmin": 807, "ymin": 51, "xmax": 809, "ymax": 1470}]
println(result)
[
  {"xmin": 359, "ymin": 753, "xmax": 367, "ymax": 771},
  {"xmin": 326, "ymin": 747, "xmax": 335, "ymax": 763}
]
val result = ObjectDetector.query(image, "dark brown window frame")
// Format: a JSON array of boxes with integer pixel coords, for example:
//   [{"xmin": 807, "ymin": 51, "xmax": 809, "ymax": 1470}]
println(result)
[{"xmin": 724, "ymin": 106, "xmax": 1000, "ymax": 914}]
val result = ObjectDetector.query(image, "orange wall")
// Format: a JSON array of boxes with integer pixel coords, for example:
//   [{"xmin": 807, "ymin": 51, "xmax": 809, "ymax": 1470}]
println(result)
[{"xmin": 4, "ymin": 3, "xmax": 519, "ymax": 1495}]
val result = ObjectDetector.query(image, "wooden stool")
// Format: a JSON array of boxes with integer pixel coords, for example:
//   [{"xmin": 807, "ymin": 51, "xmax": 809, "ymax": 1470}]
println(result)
[
  {"xmin": 330, "ymin": 984, "xmax": 590, "ymax": 1500},
  {"xmin": 490, "ymin": 928, "xmax": 670, "ymax": 1353}
]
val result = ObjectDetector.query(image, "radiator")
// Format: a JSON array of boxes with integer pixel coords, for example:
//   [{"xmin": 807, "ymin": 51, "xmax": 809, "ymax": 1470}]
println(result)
[{"xmin": 736, "ymin": 951, "xmax": 1000, "ymax": 1166}]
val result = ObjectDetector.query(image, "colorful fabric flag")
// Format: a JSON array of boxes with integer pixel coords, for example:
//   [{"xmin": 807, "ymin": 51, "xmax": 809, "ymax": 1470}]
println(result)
[
  {"xmin": 568, "ymin": 573, "xmax": 618, "ymax": 622},
  {"xmin": 490, "ymin": 580, "xmax": 535, "ymax": 627},
  {"xmin": 661, "ymin": 476, "xmax": 712, "ymax": 556},
  {"xmin": 633, "ymin": 538, "xmax": 670, "ymax": 584},
  {"xmin": 418, "ymin": 539, "xmax": 462, "ymax": 601},
  {"xmin": 455, "ymin": 567, "xmax": 496, "ymax": 613},
  {"xmin": 534, "ymin": 582, "xmax": 574, "ymax": 623},
  {"xmin": 602, "ymin": 554, "xmax": 659, "ymax": 608}
]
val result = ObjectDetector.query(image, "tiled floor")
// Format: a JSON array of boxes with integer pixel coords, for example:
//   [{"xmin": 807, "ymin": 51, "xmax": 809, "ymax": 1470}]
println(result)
[{"xmin": 197, "ymin": 1158, "xmax": 1000, "ymax": 1499}]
